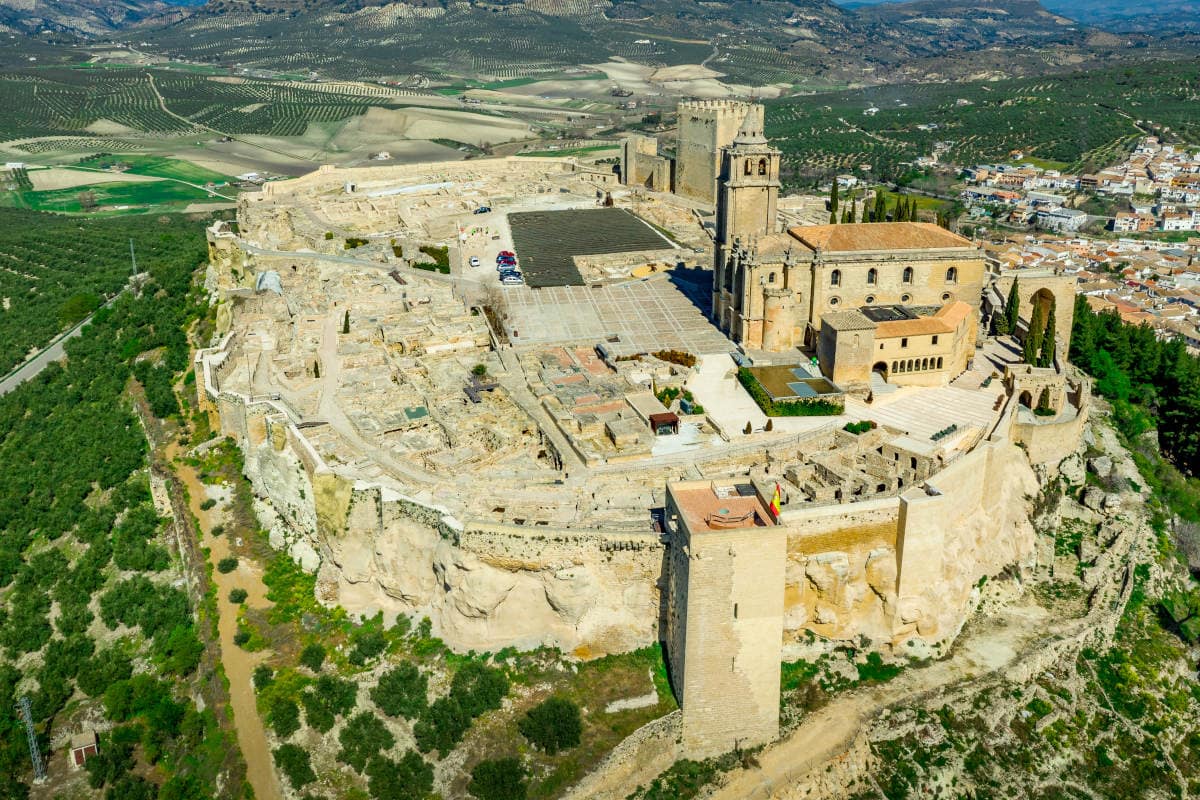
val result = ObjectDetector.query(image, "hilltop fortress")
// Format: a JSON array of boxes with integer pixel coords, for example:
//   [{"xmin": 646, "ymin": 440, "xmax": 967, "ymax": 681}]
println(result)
[{"xmin": 200, "ymin": 103, "xmax": 1089, "ymax": 762}]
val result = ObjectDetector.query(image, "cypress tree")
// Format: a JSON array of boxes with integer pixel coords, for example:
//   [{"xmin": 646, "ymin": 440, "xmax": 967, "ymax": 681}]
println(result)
[
  {"xmin": 342, "ymin": 310, "xmax": 350, "ymax": 334},
  {"xmin": 875, "ymin": 191, "xmax": 887, "ymax": 223},
  {"xmin": 892, "ymin": 196, "xmax": 903, "ymax": 222},
  {"xmin": 1024, "ymin": 301, "xmax": 1045, "ymax": 365},
  {"xmin": 1038, "ymin": 299, "xmax": 1056, "ymax": 367},
  {"xmin": 1005, "ymin": 278, "xmax": 1020, "ymax": 335},
  {"xmin": 849, "ymin": 200, "xmax": 857, "ymax": 223},
  {"xmin": 830, "ymin": 181, "xmax": 839, "ymax": 217},
  {"xmin": 314, "ymin": 360, "xmax": 321, "ymax": 378}
]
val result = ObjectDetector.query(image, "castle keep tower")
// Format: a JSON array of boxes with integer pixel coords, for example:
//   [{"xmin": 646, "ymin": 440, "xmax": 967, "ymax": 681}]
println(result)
[
  {"xmin": 675, "ymin": 100, "xmax": 756, "ymax": 205},
  {"xmin": 664, "ymin": 480, "xmax": 785, "ymax": 758},
  {"xmin": 712, "ymin": 107, "xmax": 781, "ymax": 339}
]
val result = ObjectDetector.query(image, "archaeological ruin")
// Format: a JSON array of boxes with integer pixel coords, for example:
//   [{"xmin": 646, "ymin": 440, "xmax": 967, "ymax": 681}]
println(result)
[{"xmin": 198, "ymin": 105, "xmax": 1091, "ymax": 760}]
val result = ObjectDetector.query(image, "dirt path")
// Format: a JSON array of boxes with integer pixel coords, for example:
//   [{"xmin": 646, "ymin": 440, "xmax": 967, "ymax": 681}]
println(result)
[
  {"xmin": 167, "ymin": 440, "xmax": 283, "ymax": 800},
  {"xmin": 709, "ymin": 599, "xmax": 1055, "ymax": 799}
]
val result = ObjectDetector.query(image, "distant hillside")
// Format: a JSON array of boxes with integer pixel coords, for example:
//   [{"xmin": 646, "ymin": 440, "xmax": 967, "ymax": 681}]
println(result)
[{"xmin": 0, "ymin": 0, "xmax": 178, "ymax": 34}]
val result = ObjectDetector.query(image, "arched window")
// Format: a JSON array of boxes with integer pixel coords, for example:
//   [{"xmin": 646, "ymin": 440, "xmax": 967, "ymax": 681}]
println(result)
[
  {"xmin": 907, "ymin": 359, "xmax": 914, "ymax": 371},
  {"xmin": 946, "ymin": 267, "xmax": 958, "ymax": 284},
  {"xmin": 867, "ymin": 268, "xmax": 877, "ymax": 286},
  {"xmin": 758, "ymin": 158, "xmax": 768, "ymax": 175},
  {"xmin": 745, "ymin": 159, "xmax": 753, "ymax": 175},
  {"xmin": 922, "ymin": 358, "xmax": 929, "ymax": 370},
  {"xmin": 767, "ymin": 271, "xmax": 776, "ymax": 283},
  {"xmin": 902, "ymin": 267, "xmax": 913, "ymax": 284},
  {"xmin": 936, "ymin": 356, "xmax": 943, "ymax": 369},
  {"xmin": 830, "ymin": 269, "xmax": 841, "ymax": 287},
  {"xmin": 892, "ymin": 361, "xmax": 898, "ymax": 372}
]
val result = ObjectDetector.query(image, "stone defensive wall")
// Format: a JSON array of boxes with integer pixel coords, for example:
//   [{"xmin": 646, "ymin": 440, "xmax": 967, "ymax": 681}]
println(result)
[
  {"xmin": 255, "ymin": 156, "xmax": 618, "ymax": 202},
  {"xmin": 196, "ymin": 316, "xmax": 1088, "ymax": 662},
  {"xmin": 195, "ymin": 332, "xmax": 666, "ymax": 657}
]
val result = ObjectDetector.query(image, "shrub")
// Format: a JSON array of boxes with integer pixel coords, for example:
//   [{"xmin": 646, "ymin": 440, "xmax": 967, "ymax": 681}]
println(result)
[
  {"xmin": 337, "ymin": 711, "xmax": 395, "ymax": 773},
  {"xmin": 518, "ymin": 696, "xmax": 581, "ymax": 754},
  {"xmin": 233, "ymin": 630, "xmax": 251, "ymax": 647},
  {"xmin": 468, "ymin": 757, "xmax": 527, "ymax": 800},
  {"xmin": 414, "ymin": 663, "xmax": 507, "ymax": 754},
  {"xmin": 324, "ymin": 231, "xmax": 334, "ymax": 240},
  {"xmin": 216, "ymin": 557, "xmax": 238, "ymax": 574},
  {"xmin": 843, "ymin": 420, "xmax": 876, "ymax": 435},
  {"xmin": 344, "ymin": 237, "xmax": 369, "ymax": 249},
  {"xmin": 274, "ymin": 743, "xmax": 316, "ymax": 789},
  {"xmin": 472, "ymin": 363, "xmax": 488, "ymax": 376},
  {"xmin": 366, "ymin": 751, "xmax": 434, "ymax": 800},
  {"xmin": 199, "ymin": 498, "xmax": 217, "ymax": 511},
  {"xmin": 372, "ymin": 662, "xmax": 427, "ymax": 719},
  {"xmin": 737, "ymin": 368, "xmax": 843, "ymax": 416},
  {"xmin": 210, "ymin": 524, "xmax": 225, "ymax": 537},
  {"xmin": 252, "ymin": 664, "xmax": 274, "ymax": 691},
  {"xmin": 267, "ymin": 697, "xmax": 301, "ymax": 738},
  {"xmin": 299, "ymin": 642, "xmax": 326, "ymax": 672},
  {"xmin": 651, "ymin": 349, "xmax": 696, "ymax": 368},
  {"xmin": 302, "ymin": 675, "xmax": 358, "ymax": 732},
  {"xmin": 349, "ymin": 629, "xmax": 388, "ymax": 665},
  {"xmin": 228, "ymin": 588, "xmax": 248, "ymax": 604}
]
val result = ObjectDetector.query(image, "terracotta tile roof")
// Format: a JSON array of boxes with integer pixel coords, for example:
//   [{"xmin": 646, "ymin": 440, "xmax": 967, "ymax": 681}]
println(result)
[
  {"xmin": 934, "ymin": 300, "xmax": 972, "ymax": 327},
  {"xmin": 874, "ymin": 301, "xmax": 972, "ymax": 338},
  {"xmin": 787, "ymin": 222, "xmax": 974, "ymax": 253},
  {"xmin": 821, "ymin": 310, "xmax": 877, "ymax": 330}
]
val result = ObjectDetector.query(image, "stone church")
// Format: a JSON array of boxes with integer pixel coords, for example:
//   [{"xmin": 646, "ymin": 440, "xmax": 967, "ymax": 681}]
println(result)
[{"xmin": 711, "ymin": 109, "xmax": 989, "ymax": 390}]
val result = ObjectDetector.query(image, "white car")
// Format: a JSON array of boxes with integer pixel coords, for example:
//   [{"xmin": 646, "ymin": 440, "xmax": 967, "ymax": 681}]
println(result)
[{"xmin": 468, "ymin": 256, "xmax": 481, "ymax": 268}]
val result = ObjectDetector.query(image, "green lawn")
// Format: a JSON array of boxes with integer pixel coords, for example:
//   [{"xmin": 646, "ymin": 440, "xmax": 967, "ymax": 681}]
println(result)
[
  {"xmin": 518, "ymin": 144, "xmax": 619, "ymax": 158},
  {"xmin": 12, "ymin": 180, "xmax": 222, "ymax": 214},
  {"xmin": 77, "ymin": 154, "xmax": 233, "ymax": 185}
]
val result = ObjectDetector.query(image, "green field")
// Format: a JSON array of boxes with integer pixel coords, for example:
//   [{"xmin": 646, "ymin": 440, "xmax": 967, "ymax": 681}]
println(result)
[
  {"xmin": 5, "ymin": 180, "xmax": 223, "ymax": 214},
  {"xmin": 77, "ymin": 154, "xmax": 233, "ymax": 185}
]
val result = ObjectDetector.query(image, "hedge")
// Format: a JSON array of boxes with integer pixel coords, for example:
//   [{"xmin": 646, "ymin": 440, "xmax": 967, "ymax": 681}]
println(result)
[{"xmin": 737, "ymin": 368, "xmax": 843, "ymax": 417}]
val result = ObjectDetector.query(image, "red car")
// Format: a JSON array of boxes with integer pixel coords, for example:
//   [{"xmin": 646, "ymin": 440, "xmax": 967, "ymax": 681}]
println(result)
[{"xmin": 499, "ymin": 250, "xmax": 515, "ymax": 258}]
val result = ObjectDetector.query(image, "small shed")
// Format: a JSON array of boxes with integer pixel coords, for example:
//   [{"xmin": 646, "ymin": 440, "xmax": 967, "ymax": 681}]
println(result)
[
  {"xmin": 70, "ymin": 731, "xmax": 99, "ymax": 769},
  {"xmin": 649, "ymin": 412, "xmax": 679, "ymax": 436}
]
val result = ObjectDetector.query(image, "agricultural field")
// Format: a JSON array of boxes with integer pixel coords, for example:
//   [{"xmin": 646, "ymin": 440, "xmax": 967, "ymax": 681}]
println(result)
[
  {"xmin": 767, "ymin": 59, "xmax": 1200, "ymax": 187},
  {"xmin": 0, "ymin": 208, "xmax": 214, "ymax": 374},
  {"xmin": 0, "ymin": 210, "xmax": 247, "ymax": 798}
]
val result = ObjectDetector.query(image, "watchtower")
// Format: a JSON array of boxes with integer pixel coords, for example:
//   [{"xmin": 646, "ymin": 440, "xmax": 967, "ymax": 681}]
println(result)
[{"xmin": 674, "ymin": 100, "xmax": 756, "ymax": 205}]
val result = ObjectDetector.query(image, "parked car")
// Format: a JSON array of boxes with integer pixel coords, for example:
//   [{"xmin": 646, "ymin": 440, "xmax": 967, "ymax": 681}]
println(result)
[
  {"xmin": 500, "ymin": 274, "xmax": 524, "ymax": 285},
  {"xmin": 499, "ymin": 250, "xmax": 515, "ymax": 257},
  {"xmin": 468, "ymin": 256, "xmax": 481, "ymax": 267},
  {"xmin": 473, "ymin": 206, "xmax": 491, "ymax": 214}
]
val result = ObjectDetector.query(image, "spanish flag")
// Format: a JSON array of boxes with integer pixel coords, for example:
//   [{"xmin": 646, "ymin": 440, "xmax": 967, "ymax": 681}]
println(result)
[{"xmin": 770, "ymin": 483, "xmax": 782, "ymax": 518}]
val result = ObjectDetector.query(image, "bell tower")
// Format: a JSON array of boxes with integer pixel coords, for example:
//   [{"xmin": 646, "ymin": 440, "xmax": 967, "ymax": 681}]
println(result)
[{"xmin": 712, "ymin": 105, "xmax": 780, "ymax": 325}]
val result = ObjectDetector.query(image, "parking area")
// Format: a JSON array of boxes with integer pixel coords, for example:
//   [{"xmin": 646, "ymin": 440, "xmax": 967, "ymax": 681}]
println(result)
[
  {"xmin": 507, "ymin": 207, "xmax": 675, "ymax": 288},
  {"xmin": 501, "ymin": 273, "xmax": 730, "ymax": 355}
]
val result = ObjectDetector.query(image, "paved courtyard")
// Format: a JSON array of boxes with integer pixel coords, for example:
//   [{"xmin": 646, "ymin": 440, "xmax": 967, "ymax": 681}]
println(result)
[{"xmin": 502, "ymin": 273, "xmax": 731, "ymax": 355}]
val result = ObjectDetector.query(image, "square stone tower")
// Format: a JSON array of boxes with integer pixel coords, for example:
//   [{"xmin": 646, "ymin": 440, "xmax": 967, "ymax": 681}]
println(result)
[
  {"xmin": 675, "ymin": 100, "xmax": 757, "ymax": 205},
  {"xmin": 664, "ymin": 480, "xmax": 785, "ymax": 759}
]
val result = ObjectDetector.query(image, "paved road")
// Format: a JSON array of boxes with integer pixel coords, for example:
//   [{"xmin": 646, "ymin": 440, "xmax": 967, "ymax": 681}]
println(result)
[{"xmin": 0, "ymin": 290, "xmax": 124, "ymax": 396}]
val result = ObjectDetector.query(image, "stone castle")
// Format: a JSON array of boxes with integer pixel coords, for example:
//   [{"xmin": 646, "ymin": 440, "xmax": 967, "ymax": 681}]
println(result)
[{"xmin": 199, "ymin": 116, "xmax": 1092, "ymax": 767}]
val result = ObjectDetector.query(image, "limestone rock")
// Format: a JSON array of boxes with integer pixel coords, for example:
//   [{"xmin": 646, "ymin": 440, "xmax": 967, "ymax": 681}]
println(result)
[
  {"xmin": 1087, "ymin": 456, "xmax": 1113, "ymax": 478},
  {"xmin": 1058, "ymin": 452, "xmax": 1085, "ymax": 485},
  {"xmin": 1101, "ymin": 493, "xmax": 1122, "ymax": 513},
  {"xmin": 1081, "ymin": 486, "xmax": 1106, "ymax": 512}
]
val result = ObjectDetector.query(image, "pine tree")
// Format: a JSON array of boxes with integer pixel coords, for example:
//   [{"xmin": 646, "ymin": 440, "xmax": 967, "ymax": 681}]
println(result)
[
  {"xmin": 1005, "ymin": 278, "xmax": 1020, "ymax": 336},
  {"xmin": 1038, "ymin": 299, "xmax": 1056, "ymax": 367}
]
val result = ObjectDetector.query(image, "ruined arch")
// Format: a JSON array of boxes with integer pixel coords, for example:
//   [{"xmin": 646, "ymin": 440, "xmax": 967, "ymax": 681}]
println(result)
[{"xmin": 1019, "ymin": 390, "xmax": 1033, "ymax": 408}]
